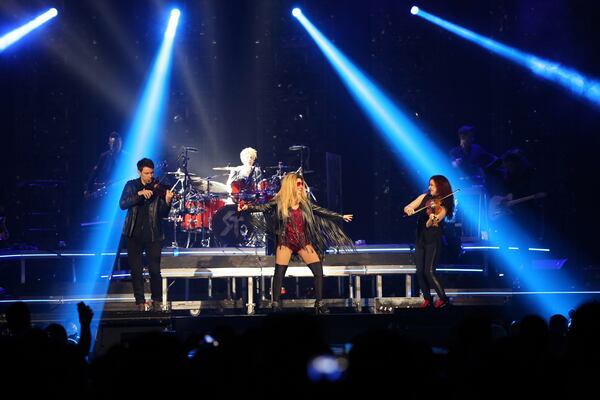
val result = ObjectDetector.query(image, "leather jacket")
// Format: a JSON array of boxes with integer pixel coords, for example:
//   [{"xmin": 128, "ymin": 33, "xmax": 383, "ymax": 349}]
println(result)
[
  {"xmin": 246, "ymin": 201, "xmax": 352, "ymax": 255},
  {"xmin": 119, "ymin": 178, "xmax": 171, "ymax": 242}
]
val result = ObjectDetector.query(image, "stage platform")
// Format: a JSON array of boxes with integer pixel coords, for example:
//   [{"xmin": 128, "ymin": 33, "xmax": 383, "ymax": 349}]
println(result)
[{"xmin": 0, "ymin": 243, "xmax": 563, "ymax": 316}]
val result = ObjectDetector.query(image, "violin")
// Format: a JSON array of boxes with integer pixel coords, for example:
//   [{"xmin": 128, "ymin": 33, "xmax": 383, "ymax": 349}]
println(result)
[
  {"xmin": 425, "ymin": 198, "xmax": 444, "ymax": 227},
  {"xmin": 425, "ymin": 198, "xmax": 443, "ymax": 216},
  {"xmin": 143, "ymin": 177, "xmax": 178, "ymax": 200},
  {"xmin": 404, "ymin": 189, "xmax": 461, "ymax": 218}
]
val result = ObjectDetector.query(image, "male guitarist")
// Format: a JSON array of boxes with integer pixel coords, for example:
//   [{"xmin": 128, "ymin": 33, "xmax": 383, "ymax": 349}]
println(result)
[
  {"xmin": 487, "ymin": 148, "xmax": 545, "ymax": 240},
  {"xmin": 84, "ymin": 131, "xmax": 124, "ymax": 200}
]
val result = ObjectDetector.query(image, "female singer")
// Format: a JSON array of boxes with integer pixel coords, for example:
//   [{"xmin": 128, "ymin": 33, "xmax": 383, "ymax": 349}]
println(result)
[
  {"xmin": 238, "ymin": 172, "xmax": 353, "ymax": 314},
  {"xmin": 404, "ymin": 175, "xmax": 455, "ymax": 309}
]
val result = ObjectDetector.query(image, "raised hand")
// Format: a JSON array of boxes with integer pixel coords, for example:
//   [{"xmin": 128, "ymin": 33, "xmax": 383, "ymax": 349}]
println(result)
[{"xmin": 77, "ymin": 301, "xmax": 94, "ymax": 326}]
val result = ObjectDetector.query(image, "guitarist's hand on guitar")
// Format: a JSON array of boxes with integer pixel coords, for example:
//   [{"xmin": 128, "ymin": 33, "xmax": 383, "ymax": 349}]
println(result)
[{"xmin": 488, "ymin": 192, "xmax": 546, "ymax": 222}]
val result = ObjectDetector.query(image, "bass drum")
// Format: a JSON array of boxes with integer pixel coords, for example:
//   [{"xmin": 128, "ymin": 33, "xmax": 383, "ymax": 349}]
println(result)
[{"xmin": 211, "ymin": 204, "xmax": 263, "ymax": 247}]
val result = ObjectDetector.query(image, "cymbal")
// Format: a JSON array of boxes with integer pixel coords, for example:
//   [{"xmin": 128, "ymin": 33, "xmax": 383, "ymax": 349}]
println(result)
[
  {"xmin": 213, "ymin": 166, "xmax": 236, "ymax": 171},
  {"xmin": 190, "ymin": 177, "xmax": 229, "ymax": 193},
  {"xmin": 167, "ymin": 170, "xmax": 197, "ymax": 176},
  {"xmin": 264, "ymin": 165, "xmax": 294, "ymax": 170}
]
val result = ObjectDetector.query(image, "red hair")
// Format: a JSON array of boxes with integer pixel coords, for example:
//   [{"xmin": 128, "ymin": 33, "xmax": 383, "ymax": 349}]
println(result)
[{"xmin": 430, "ymin": 175, "xmax": 455, "ymax": 218}]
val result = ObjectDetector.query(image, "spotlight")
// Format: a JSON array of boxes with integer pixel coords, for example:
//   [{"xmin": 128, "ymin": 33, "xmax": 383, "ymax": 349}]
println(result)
[
  {"xmin": 292, "ymin": 8, "xmax": 302, "ymax": 18},
  {"xmin": 76, "ymin": 7, "xmax": 181, "ymax": 350},
  {"xmin": 413, "ymin": 7, "xmax": 600, "ymax": 109},
  {"xmin": 410, "ymin": 6, "xmax": 419, "ymax": 15},
  {"xmin": 0, "ymin": 7, "xmax": 59, "ymax": 52},
  {"xmin": 165, "ymin": 8, "xmax": 181, "ymax": 39}
]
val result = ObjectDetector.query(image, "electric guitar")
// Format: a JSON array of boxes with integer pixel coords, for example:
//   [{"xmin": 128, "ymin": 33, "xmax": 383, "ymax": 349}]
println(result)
[{"xmin": 488, "ymin": 192, "xmax": 546, "ymax": 221}]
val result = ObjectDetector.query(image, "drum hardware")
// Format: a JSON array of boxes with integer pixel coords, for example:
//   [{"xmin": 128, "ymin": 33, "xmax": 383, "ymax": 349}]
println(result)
[
  {"xmin": 163, "ymin": 149, "xmax": 311, "ymax": 248},
  {"xmin": 212, "ymin": 166, "xmax": 237, "ymax": 171}
]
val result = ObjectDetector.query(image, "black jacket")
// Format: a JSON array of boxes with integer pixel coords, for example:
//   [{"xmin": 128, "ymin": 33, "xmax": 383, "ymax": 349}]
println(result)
[
  {"xmin": 246, "ymin": 201, "xmax": 353, "ymax": 255},
  {"xmin": 119, "ymin": 178, "xmax": 171, "ymax": 242}
]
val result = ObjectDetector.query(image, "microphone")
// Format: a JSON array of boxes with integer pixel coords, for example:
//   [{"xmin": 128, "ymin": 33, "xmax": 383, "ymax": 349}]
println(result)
[
  {"xmin": 289, "ymin": 145, "xmax": 307, "ymax": 151},
  {"xmin": 184, "ymin": 146, "xmax": 199, "ymax": 152}
]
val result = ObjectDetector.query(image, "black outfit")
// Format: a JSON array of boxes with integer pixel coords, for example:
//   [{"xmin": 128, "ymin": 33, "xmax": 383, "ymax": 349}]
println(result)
[
  {"xmin": 246, "ymin": 201, "xmax": 353, "ymax": 304},
  {"xmin": 86, "ymin": 150, "xmax": 122, "ymax": 193},
  {"xmin": 450, "ymin": 144, "xmax": 497, "ymax": 185},
  {"xmin": 414, "ymin": 194, "xmax": 448, "ymax": 303},
  {"xmin": 119, "ymin": 178, "xmax": 171, "ymax": 304}
]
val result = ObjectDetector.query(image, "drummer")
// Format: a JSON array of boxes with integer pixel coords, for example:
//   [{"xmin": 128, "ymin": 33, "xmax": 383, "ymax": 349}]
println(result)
[{"xmin": 226, "ymin": 147, "xmax": 262, "ymax": 197}]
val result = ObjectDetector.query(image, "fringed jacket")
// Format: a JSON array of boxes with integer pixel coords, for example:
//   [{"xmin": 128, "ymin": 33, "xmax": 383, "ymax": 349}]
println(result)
[{"xmin": 246, "ymin": 200, "xmax": 354, "ymax": 256}]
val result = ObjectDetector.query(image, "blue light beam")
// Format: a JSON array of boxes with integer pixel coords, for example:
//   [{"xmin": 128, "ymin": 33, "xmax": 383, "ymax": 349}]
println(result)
[
  {"xmin": 0, "ymin": 8, "xmax": 58, "ymax": 52},
  {"xmin": 292, "ymin": 8, "xmax": 445, "ymax": 181},
  {"xmin": 411, "ymin": 6, "xmax": 600, "ymax": 109},
  {"xmin": 293, "ymin": 8, "xmax": 576, "ymax": 317},
  {"xmin": 74, "ymin": 8, "xmax": 181, "ymax": 352}
]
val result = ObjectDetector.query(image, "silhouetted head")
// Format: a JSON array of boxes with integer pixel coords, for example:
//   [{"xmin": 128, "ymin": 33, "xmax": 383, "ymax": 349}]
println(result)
[{"xmin": 6, "ymin": 301, "xmax": 31, "ymax": 335}]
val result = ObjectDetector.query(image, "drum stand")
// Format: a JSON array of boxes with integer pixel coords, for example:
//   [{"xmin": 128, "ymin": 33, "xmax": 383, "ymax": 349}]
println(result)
[
  {"xmin": 198, "ymin": 176, "xmax": 218, "ymax": 248},
  {"xmin": 168, "ymin": 147, "xmax": 196, "ymax": 248},
  {"xmin": 167, "ymin": 177, "xmax": 185, "ymax": 248}
]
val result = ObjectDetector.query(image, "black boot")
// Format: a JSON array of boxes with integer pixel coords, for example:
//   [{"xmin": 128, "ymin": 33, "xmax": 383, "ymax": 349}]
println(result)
[
  {"xmin": 271, "ymin": 264, "xmax": 288, "ymax": 311},
  {"xmin": 314, "ymin": 300, "xmax": 330, "ymax": 315},
  {"xmin": 271, "ymin": 301, "xmax": 282, "ymax": 312},
  {"xmin": 307, "ymin": 261, "xmax": 328, "ymax": 314}
]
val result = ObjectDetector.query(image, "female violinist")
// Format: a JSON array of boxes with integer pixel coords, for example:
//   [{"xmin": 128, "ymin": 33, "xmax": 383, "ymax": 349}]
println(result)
[{"xmin": 404, "ymin": 175, "xmax": 455, "ymax": 309}]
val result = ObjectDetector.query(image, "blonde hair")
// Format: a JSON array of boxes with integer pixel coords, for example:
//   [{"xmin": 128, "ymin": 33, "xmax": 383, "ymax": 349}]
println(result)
[
  {"xmin": 275, "ymin": 173, "xmax": 308, "ymax": 219},
  {"xmin": 240, "ymin": 147, "xmax": 257, "ymax": 163}
]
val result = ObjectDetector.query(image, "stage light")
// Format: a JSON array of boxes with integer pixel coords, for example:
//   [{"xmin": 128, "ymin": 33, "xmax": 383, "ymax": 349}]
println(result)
[
  {"xmin": 411, "ymin": 6, "xmax": 600, "ymax": 109},
  {"xmin": 292, "ymin": 8, "xmax": 302, "ymax": 18},
  {"xmin": 75, "ymin": 8, "xmax": 181, "ymax": 349},
  {"xmin": 0, "ymin": 7, "xmax": 58, "ymax": 52},
  {"xmin": 165, "ymin": 9, "xmax": 181, "ymax": 39},
  {"xmin": 410, "ymin": 6, "xmax": 419, "ymax": 16},
  {"xmin": 294, "ymin": 9, "xmax": 574, "ymax": 317}
]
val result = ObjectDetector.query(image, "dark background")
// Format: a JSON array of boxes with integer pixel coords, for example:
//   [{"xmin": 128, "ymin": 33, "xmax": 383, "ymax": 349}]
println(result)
[{"xmin": 1, "ymin": 0, "xmax": 598, "ymax": 266}]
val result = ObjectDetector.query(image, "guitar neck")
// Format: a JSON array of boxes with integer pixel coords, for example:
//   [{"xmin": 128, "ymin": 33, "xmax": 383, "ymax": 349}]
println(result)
[{"xmin": 506, "ymin": 193, "xmax": 545, "ymax": 206}]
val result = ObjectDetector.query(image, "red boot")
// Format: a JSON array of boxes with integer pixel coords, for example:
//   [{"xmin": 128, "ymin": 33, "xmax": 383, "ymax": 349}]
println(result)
[
  {"xmin": 434, "ymin": 299, "xmax": 449, "ymax": 309},
  {"xmin": 419, "ymin": 299, "xmax": 431, "ymax": 309}
]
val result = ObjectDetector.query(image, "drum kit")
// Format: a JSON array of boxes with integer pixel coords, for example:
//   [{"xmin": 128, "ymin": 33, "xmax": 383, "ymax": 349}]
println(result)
[{"xmin": 164, "ymin": 147, "xmax": 297, "ymax": 248}]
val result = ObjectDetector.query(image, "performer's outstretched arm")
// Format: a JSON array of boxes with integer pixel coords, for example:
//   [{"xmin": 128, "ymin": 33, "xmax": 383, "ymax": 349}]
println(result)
[
  {"xmin": 241, "ymin": 201, "xmax": 276, "ymax": 213},
  {"xmin": 311, "ymin": 204, "xmax": 353, "ymax": 222}
]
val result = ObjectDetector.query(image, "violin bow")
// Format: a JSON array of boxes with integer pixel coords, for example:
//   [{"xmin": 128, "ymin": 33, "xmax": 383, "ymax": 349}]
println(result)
[{"xmin": 407, "ymin": 188, "xmax": 461, "ymax": 216}]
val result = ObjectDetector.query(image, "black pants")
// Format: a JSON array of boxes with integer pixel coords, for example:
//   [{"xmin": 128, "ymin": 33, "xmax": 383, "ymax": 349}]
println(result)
[
  {"xmin": 415, "ymin": 237, "xmax": 447, "ymax": 302},
  {"xmin": 126, "ymin": 236, "xmax": 162, "ymax": 304}
]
